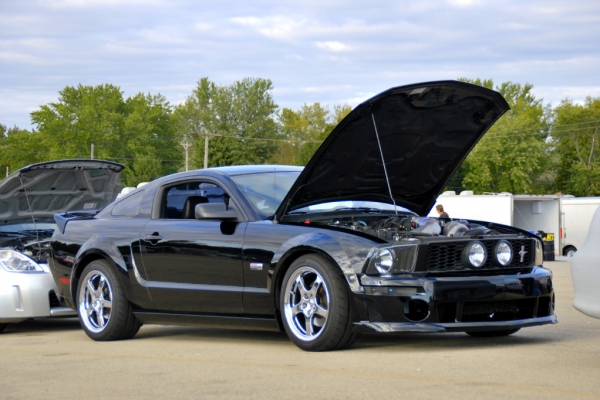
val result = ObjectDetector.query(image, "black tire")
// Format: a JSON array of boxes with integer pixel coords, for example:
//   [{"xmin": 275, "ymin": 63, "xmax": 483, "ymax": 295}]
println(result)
[
  {"xmin": 77, "ymin": 259, "xmax": 141, "ymax": 341},
  {"xmin": 333, "ymin": 311, "xmax": 361, "ymax": 351},
  {"xmin": 0, "ymin": 323, "xmax": 6, "ymax": 333},
  {"xmin": 280, "ymin": 254, "xmax": 356, "ymax": 351},
  {"xmin": 466, "ymin": 328, "xmax": 520, "ymax": 337},
  {"xmin": 563, "ymin": 246, "xmax": 577, "ymax": 257}
]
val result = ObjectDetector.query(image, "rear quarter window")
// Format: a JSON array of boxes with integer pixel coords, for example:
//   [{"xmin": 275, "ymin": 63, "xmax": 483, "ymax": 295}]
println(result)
[{"xmin": 111, "ymin": 191, "xmax": 144, "ymax": 217}]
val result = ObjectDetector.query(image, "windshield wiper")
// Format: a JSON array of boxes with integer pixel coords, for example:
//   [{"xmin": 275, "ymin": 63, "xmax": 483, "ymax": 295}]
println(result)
[{"xmin": 286, "ymin": 210, "xmax": 308, "ymax": 215}]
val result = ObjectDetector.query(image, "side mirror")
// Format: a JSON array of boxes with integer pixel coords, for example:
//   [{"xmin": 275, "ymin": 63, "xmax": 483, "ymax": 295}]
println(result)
[{"xmin": 195, "ymin": 203, "xmax": 238, "ymax": 220}]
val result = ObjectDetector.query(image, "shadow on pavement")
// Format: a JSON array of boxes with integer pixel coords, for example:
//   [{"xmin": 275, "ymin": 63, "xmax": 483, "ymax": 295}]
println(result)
[
  {"xmin": 131, "ymin": 323, "xmax": 560, "ymax": 352},
  {"xmin": 1, "ymin": 318, "xmax": 81, "ymax": 335},
  {"xmin": 351, "ymin": 330, "xmax": 559, "ymax": 351},
  {"xmin": 134, "ymin": 325, "xmax": 289, "ymax": 344}
]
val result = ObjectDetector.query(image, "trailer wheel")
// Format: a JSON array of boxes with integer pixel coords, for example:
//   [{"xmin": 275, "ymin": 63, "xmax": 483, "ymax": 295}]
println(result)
[{"xmin": 563, "ymin": 246, "xmax": 577, "ymax": 257}]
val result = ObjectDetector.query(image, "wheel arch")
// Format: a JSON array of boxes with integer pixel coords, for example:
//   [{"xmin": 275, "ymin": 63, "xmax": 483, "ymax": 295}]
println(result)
[
  {"xmin": 562, "ymin": 245, "xmax": 577, "ymax": 256},
  {"xmin": 269, "ymin": 232, "xmax": 370, "ymax": 300},
  {"xmin": 71, "ymin": 237, "xmax": 133, "ymax": 302}
]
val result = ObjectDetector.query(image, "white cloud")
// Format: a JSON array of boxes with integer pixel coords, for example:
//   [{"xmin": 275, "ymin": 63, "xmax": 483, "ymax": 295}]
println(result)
[
  {"xmin": 47, "ymin": 0, "xmax": 164, "ymax": 7},
  {"xmin": 447, "ymin": 0, "xmax": 481, "ymax": 7},
  {"xmin": 230, "ymin": 16, "xmax": 305, "ymax": 40},
  {"xmin": 316, "ymin": 41, "xmax": 350, "ymax": 52},
  {"xmin": 195, "ymin": 22, "xmax": 212, "ymax": 31}
]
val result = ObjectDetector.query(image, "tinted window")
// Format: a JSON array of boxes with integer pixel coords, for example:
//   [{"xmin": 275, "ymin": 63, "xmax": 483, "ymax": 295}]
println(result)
[
  {"xmin": 163, "ymin": 182, "xmax": 230, "ymax": 219},
  {"xmin": 111, "ymin": 191, "xmax": 144, "ymax": 217}
]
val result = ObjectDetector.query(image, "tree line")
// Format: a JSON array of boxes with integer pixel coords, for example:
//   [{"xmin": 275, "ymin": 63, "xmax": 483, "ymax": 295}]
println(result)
[{"xmin": 1, "ymin": 77, "xmax": 599, "ymax": 197}]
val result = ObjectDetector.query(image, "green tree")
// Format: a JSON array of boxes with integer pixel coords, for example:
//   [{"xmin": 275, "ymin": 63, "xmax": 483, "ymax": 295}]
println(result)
[
  {"xmin": 552, "ymin": 97, "xmax": 600, "ymax": 196},
  {"xmin": 0, "ymin": 124, "xmax": 40, "ymax": 174},
  {"xmin": 274, "ymin": 103, "xmax": 352, "ymax": 165},
  {"xmin": 175, "ymin": 77, "xmax": 279, "ymax": 169},
  {"xmin": 456, "ymin": 78, "xmax": 551, "ymax": 194},
  {"xmin": 30, "ymin": 84, "xmax": 180, "ymax": 186}
]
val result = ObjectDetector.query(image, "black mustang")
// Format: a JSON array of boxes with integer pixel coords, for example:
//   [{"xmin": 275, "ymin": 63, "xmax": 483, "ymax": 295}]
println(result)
[{"xmin": 49, "ymin": 81, "xmax": 556, "ymax": 351}]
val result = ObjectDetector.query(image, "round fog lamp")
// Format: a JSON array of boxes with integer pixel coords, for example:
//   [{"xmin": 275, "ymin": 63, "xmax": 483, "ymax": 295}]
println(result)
[
  {"xmin": 374, "ymin": 249, "xmax": 394, "ymax": 274},
  {"xmin": 462, "ymin": 241, "xmax": 487, "ymax": 268},
  {"xmin": 494, "ymin": 241, "xmax": 513, "ymax": 266}
]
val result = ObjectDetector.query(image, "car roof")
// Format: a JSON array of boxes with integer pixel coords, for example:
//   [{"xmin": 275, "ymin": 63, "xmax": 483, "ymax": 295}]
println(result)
[{"xmin": 209, "ymin": 165, "xmax": 304, "ymax": 176}]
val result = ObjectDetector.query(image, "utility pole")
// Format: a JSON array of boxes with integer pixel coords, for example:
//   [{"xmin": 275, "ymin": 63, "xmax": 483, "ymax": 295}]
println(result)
[
  {"xmin": 204, "ymin": 133, "xmax": 209, "ymax": 169},
  {"xmin": 91, "ymin": 143, "xmax": 94, "ymax": 160},
  {"xmin": 181, "ymin": 139, "xmax": 192, "ymax": 171},
  {"xmin": 5, "ymin": 166, "xmax": 8, "ymax": 178}
]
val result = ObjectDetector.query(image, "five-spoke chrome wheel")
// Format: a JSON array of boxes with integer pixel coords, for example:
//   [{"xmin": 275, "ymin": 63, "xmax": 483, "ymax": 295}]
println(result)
[
  {"xmin": 283, "ymin": 266, "xmax": 330, "ymax": 341},
  {"xmin": 79, "ymin": 270, "xmax": 113, "ymax": 333}
]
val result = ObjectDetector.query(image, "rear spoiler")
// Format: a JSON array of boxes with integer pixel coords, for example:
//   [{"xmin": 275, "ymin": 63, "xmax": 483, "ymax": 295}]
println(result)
[{"xmin": 54, "ymin": 210, "xmax": 100, "ymax": 234}]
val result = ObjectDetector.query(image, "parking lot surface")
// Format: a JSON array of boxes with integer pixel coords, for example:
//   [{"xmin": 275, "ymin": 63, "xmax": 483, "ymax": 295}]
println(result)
[{"xmin": 0, "ymin": 261, "xmax": 598, "ymax": 399}]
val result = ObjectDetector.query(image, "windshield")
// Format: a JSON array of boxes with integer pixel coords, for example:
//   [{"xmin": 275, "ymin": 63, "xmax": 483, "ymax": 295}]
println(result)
[{"xmin": 231, "ymin": 171, "xmax": 301, "ymax": 219}]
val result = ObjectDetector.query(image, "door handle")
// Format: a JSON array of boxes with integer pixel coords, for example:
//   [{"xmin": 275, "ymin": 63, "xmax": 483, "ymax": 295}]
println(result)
[{"xmin": 143, "ymin": 233, "xmax": 163, "ymax": 242}]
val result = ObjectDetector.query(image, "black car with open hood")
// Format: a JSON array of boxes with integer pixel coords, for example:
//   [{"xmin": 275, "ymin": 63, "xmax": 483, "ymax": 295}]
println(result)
[{"xmin": 48, "ymin": 81, "xmax": 555, "ymax": 351}]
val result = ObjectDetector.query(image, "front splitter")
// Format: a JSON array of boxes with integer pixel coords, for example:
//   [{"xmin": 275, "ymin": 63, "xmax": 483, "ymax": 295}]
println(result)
[{"xmin": 354, "ymin": 315, "xmax": 557, "ymax": 333}]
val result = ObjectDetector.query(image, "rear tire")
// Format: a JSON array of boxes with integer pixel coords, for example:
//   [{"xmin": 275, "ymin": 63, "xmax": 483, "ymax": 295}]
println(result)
[
  {"xmin": 466, "ymin": 328, "xmax": 520, "ymax": 337},
  {"xmin": 280, "ymin": 254, "xmax": 357, "ymax": 351},
  {"xmin": 0, "ymin": 323, "xmax": 6, "ymax": 333},
  {"xmin": 77, "ymin": 259, "xmax": 141, "ymax": 341},
  {"xmin": 563, "ymin": 246, "xmax": 577, "ymax": 257}
]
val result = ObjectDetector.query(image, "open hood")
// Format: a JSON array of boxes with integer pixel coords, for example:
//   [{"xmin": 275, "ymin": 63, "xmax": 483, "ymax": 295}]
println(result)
[
  {"xmin": 0, "ymin": 159, "xmax": 124, "ymax": 225},
  {"xmin": 276, "ymin": 81, "xmax": 510, "ymax": 219}
]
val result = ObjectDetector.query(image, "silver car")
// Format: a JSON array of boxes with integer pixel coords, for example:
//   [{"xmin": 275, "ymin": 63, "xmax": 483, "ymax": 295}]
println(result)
[{"xmin": 0, "ymin": 159, "xmax": 124, "ymax": 333}]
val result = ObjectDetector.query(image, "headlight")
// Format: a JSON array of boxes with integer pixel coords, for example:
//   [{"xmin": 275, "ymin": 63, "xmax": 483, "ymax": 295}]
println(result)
[
  {"xmin": 374, "ymin": 249, "xmax": 394, "ymax": 274},
  {"xmin": 462, "ymin": 241, "xmax": 487, "ymax": 268},
  {"xmin": 493, "ymin": 240, "xmax": 513, "ymax": 266},
  {"xmin": 0, "ymin": 249, "xmax": 45, "ymax": 273},
  {"xmin": 365, "ymin": 243, "xmax": 418, "ymax": 275}
]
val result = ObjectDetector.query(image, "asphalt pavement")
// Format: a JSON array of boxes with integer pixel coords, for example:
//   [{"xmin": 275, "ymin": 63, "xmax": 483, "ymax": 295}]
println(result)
[{"xmin": 0, "ymin": 260, "xmax": 598, "ymax": 399}]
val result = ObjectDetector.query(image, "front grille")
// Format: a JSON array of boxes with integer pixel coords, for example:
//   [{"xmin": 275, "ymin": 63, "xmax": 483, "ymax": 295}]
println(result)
[
  {"xmin": 426, "ymin": 239, "xmax": 533, "ymax": 272},
  {"xmin": 49, "ymin": 291, "xmax": 62, "ymax": 308}
]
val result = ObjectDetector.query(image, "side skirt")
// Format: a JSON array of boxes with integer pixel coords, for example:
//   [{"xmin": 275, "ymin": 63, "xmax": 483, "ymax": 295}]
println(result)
[{"xmin": 132, "ymin": 312, "xmax": 281, "ymax": 332}]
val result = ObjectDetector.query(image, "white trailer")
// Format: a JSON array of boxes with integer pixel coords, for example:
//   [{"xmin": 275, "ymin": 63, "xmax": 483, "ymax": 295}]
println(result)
[
  {"xmin": 429, "ymin": 192, "xmax": 561, "ymax": 255},
  {"xmin": 560, "ymin": 197, "xmax": 600, "ymax": 256}
]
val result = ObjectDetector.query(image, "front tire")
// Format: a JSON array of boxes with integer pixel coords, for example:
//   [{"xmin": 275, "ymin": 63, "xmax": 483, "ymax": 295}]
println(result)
[
  {"xmin": 0, "ymin": 323, "xmax": 6, "ymax": 333},
  {"xmin": 280, "ymin": 254, "xmax": 357, "ymax": 351},
  {"xmin": 466, "ymin": 328, "xmax": 520, "ymax": 337},
  {"xmin": 77, "ymin": 260, "xmax": 141, "ymax": 341}
]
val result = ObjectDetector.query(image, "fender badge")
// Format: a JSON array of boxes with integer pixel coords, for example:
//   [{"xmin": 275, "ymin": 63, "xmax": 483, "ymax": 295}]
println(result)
[{"xmin": 250, "ymin": 262, "xmax": 263, "ymax": 271}]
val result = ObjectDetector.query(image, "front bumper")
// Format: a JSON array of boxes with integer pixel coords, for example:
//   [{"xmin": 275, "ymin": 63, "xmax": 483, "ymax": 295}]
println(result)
[
  {"xmin": 0, "ymin": 264, "xmax": 76, "ymax": 323},
  {"xmin": 354, "ymin": 266, "xmax": 556, "ymax": 333}
]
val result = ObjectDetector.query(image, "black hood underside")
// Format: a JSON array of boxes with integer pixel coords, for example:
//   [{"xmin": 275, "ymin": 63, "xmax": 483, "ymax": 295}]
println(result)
[{"xmin": 277, "ymin": 81, "xmax": 510, "ymax": 218}]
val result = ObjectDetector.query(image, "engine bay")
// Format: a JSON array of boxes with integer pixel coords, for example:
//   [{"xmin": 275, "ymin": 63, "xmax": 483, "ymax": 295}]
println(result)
[
  {"xmin": 286, "ymin": 209, "xmax": 511, "ymax": 242},
  {"xmin": 0, "ymin": 229, "xmax": 54, "ymax": 263}
]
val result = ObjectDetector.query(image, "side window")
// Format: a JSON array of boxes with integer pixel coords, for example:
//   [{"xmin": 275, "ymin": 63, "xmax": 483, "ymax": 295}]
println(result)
[
  {"xmin": 163, "ymin": 181, "xmax": 233, "ymax": 219},
  {"xmin": 111, "ymin": 191, "xmax": 144, "ymax": 217}
]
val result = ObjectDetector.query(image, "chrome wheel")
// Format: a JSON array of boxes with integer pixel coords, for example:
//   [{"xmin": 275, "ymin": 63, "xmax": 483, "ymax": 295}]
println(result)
[
  {"xmin": 79, "ymin": 270, "xmax": 113, "ymax": 333},
  {"xmin": 283, "ymin": 266, "xmax": 330, "ymax": 341}
]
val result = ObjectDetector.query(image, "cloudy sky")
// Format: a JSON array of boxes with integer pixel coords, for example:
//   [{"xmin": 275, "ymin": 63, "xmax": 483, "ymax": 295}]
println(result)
[{"xmin": 1, "ymin": 0, "xmax": 599, "ymax": 130}]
